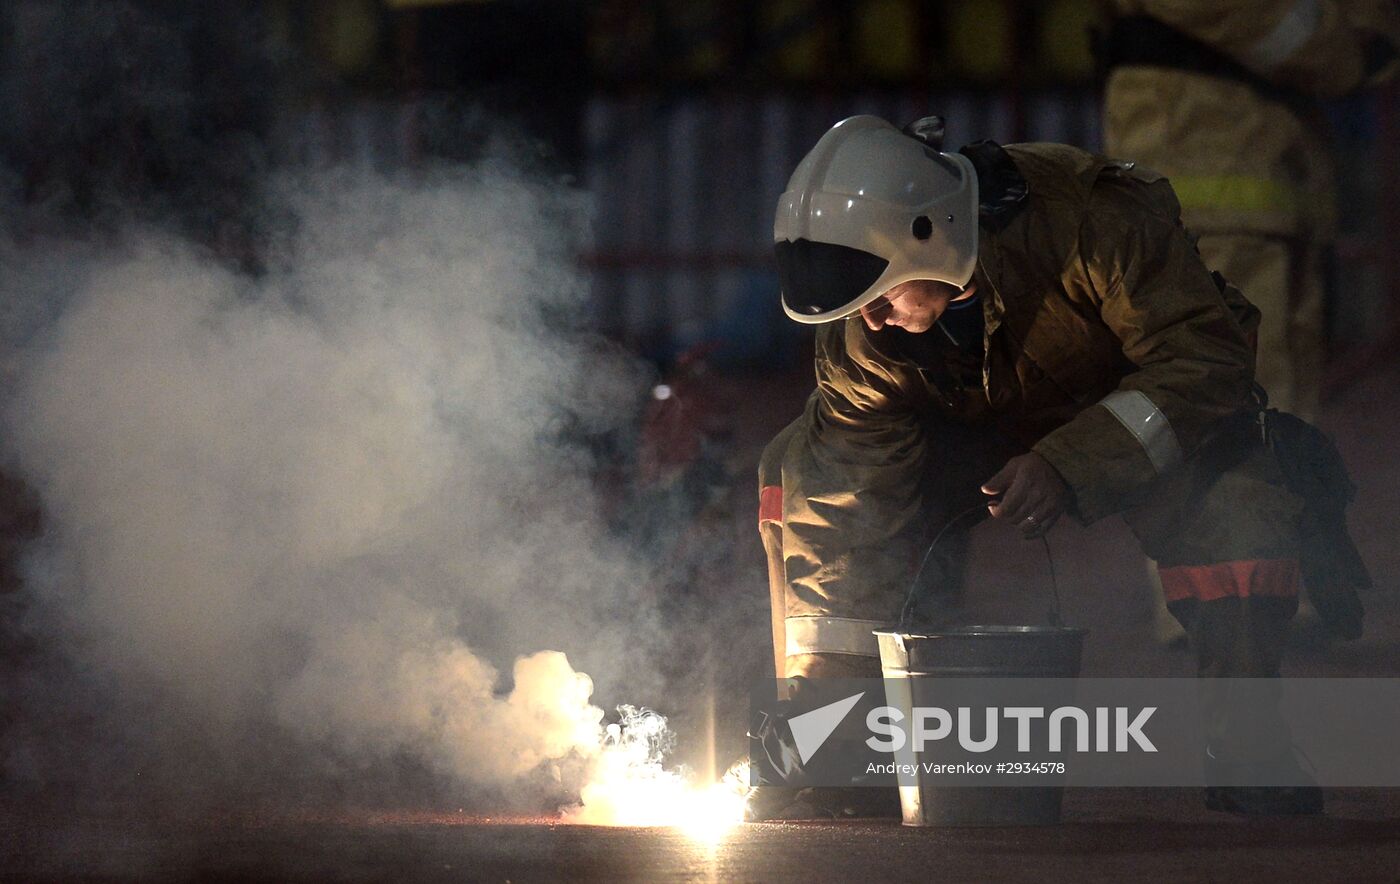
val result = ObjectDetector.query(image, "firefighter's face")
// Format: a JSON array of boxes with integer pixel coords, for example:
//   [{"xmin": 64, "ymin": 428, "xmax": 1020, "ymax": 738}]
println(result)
[{"xmin": 858, "ymin": 279, "xmax": 977, "ymax": 333}]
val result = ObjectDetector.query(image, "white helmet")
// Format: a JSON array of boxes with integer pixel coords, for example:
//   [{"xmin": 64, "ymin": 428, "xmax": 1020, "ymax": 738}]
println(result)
[{"xmin": 773, "ymin": 115, "xmax": 979, "ymax": 324}]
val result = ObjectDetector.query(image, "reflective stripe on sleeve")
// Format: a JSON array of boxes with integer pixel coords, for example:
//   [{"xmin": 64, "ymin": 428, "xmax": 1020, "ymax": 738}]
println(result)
[
  {"xmin": 785, "ymin": 616, "xmax": 884, "ymax": 657},
  {"xmin": 1159, "ymin": 559, "xmax": 1301, "ymax": 602},
  {"xmin": 1244, "ymin": 0, "xmax": 1321, "ymax": 72},
  {"xmin": 1099, "ymin": 390, "xmax": 1183, "ymax": 475}
]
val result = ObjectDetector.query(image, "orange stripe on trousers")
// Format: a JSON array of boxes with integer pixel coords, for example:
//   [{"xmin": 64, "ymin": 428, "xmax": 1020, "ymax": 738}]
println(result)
[
  {"xmin": 759, "ymin": 485, "xmax": 783, "ymax": 526},
  {"xmin": 1158, "ymin": 558, "xmax": 1301, "ymax": 603}
]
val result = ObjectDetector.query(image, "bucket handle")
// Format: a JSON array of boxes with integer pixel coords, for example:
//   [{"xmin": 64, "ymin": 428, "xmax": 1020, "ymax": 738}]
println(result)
[{"xmin": 897, "ymin": 502, "xmax": 1064, "ymax": 629}]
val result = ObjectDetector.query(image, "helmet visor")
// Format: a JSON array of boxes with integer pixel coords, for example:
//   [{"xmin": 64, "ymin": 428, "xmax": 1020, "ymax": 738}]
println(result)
[{"xmin": 774, "ymin": 238, "xmax": 889, "ymax": 321}]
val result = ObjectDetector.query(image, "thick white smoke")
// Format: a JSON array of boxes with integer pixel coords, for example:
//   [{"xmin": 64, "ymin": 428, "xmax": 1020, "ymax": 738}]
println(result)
[{"xmin": 0, "ymin": 163, "xmax": 668, "ymax": 806}]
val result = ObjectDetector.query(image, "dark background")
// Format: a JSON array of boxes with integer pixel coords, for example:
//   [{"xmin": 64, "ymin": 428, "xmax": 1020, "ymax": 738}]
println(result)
[
  {"xmin": 3, "ymin": 0, "xmax": 1394, "ymax": 377},
  {"xmin": 2, "ymin": 5, "xmax": 1399, "ymax": 874}
]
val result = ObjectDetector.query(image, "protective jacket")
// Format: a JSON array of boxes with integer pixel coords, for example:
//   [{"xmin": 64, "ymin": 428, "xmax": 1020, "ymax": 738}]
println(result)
[
  {"xmin": 760, "ymin": 129, "xmax": 1365, "ymax": 807},
  {"xmin": 775, "ymin": 142, "xmax": 1261, "ymax": 624},
  {"xmin": 1100, "ymin": 0, "xmax": 1400, "ymax": 239},
  {"xmin": 1099, "ymin": 1, "xmax": 1400, "ymax": 418}
]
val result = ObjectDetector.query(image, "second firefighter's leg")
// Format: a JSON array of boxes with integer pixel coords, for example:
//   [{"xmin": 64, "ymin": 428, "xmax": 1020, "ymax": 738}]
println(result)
[{"xmin": 1125, "ymin": 428, "xmax": 1320, "ymax": 814}]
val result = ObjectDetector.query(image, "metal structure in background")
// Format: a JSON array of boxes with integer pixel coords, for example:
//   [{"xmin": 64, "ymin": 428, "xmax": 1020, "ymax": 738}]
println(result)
[
  {"xmin": 582, "ymin": 89, "xmax": 1101, "ymax": 366},
  {"xmin": 273, "ymin": 0, "xmax": 1399, "ymax": 393},
  {"xmin": 577, "ymin": 0, "xmax": 1102, "ymax": 365}
]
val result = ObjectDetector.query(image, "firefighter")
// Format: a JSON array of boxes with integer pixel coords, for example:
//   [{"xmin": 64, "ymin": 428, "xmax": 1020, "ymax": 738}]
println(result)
[
  {"xmin": 1098, "ymin": 1, "xmax": 1400, "ymax": 420},
  {"xmin": 1096, "ymin": 0, "xmax": 1400, "ymax": 642},
  {"xmin": 755, "ymin": 114, "xmax": 1368, "ymax": 818}
]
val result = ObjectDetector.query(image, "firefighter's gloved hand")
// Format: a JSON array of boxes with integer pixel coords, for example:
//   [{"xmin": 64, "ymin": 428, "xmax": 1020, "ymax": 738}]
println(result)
[{"xmin": 982, "ymin": 452, "xmax": 1068, "ymax": 537}]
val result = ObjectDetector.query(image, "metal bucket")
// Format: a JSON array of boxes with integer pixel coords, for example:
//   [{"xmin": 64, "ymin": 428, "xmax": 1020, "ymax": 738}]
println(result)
[{"xmin": 875, "ymin": 625, "xmax": 1087, "ymax": 826}]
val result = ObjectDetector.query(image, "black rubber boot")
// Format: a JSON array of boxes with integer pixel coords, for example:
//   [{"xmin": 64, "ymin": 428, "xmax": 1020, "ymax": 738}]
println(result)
[
  {"xmin": 1202, "ymin": 747, "xmax": 1325, "ymax": 816},
  {"xmin": 804, "ymin": 785, "xmax": 902, "ymax": 819},
  {"xmin": 1204, "ymin": 785, "xmax": 1323, "ymax": 816},
  {"xmin": 744, "ymin": 785, "xmax": 902, "ymax": 821},
  {"xmin": 1179, "ymin": 596, "xmax": 1325, "ymax": 816},
  {"xmin": 744, "ymin": 785, "xmax": 829, "ymax": 821}
]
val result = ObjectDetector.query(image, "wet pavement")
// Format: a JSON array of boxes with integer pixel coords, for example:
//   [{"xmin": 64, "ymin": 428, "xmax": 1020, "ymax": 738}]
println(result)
[
  {"xmin": 6, "ymin": 788, "xmax": 1400, "ymax": 882},
  {"xmin": 7, "ymin": 369, "xmax": 1400, "ymax": 881}
]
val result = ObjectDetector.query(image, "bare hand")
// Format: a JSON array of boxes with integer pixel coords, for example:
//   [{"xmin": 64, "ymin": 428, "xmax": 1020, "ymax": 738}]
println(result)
[{"xmin": 981, "ymin": 452, "xmax": 1068, "ymax": 538}]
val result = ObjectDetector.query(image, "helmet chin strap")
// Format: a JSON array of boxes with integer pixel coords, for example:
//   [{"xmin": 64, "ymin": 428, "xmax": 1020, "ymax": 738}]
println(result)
[{"xmin": 950, "ymin": 280, "xmax": 979, "ymax": 301}]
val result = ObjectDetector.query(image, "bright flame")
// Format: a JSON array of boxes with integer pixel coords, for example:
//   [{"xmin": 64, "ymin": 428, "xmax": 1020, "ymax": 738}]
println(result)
[
  {"xmin": 673, "ymin": 777, "xmax": 749, "ymax": 844},
  {"xmin": 563, "ymin": 706, "xmax": 747, "ymax": 840}
]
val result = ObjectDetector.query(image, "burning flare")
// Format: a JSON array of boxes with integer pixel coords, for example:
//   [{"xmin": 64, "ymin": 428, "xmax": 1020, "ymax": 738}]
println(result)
[{"xmin": 564, "ymin": 706, "xmax": 747, "ymax": 839}]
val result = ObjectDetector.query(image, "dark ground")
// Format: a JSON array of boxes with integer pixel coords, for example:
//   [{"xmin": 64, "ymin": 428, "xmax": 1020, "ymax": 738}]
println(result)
[
  {"xmin": 4, "ymin": 366, "xmax": 1400, "ymax": 882},
  {"xmin": 5, "ymin": 788, "xmax": 1400, "ymax": 882}
]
